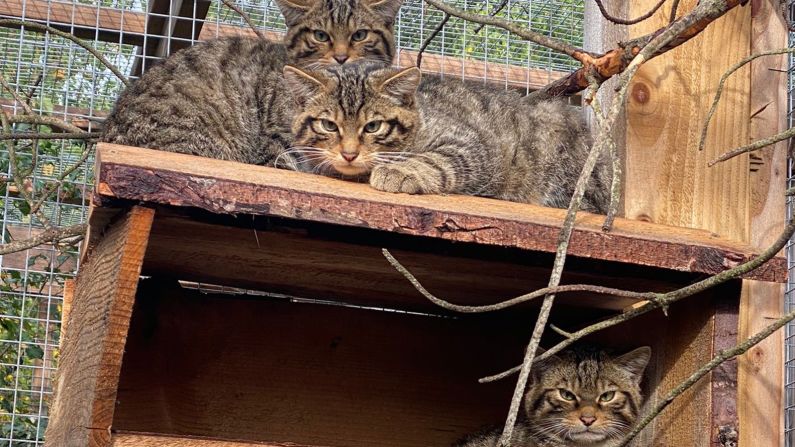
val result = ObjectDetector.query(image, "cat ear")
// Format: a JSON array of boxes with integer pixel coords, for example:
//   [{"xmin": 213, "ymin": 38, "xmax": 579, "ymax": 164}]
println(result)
[
  {"xmin": 614, "ymin": 346, "xmax": 651, "ymax": 381},
  {"xmin": 363, "ymin": 0, "xmax": 403, "ymax": 22},
  {"xmin": 374, "ymin": 66, "xmax": 420, "ymax": 106},
  {"xmin": 283, "ymin": 65, "xmax": 329, "ymax": 105},
  {"xmin": 274, "ymin": 0, "xmax": 316, "ymax": 25}
]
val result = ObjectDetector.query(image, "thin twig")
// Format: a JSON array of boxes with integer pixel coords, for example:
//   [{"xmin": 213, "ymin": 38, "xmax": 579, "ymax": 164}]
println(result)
[
  {"xmin": 474, "ymin": 0, "xmax": 509, "ymax": 33},
  {"xmin": 0, "ymin": 132, "xmax": 99, "ymax": 140},
  {"xmin": 422, "ymin": 0, "xmax": 588, "ymax": 61},
  {"xmin": 0, "ymin": 223, "xmax": 86, "ymax": 255},
  {"xmin": 0, "ymin": 71, "xmax": 34, "ymax": 115},
  {"xmin": 24, "ymin": 72, "xmax": 43, "ymax": 106},
  {"xmin": 220, "ymin": 0, "xmax": 266, "ymax": 40},
  {"xmin": 417, "ymin": 13, "xmax": 451, "ymax": 68},
  {"xmin": 594, "ymin": 0, "xmax": 667, "ymax": 25},
  {"xmin": 8, "ymin": 114, "xmax": 86, "ymax": 134},
  {"xmin": 0, "ymin": 19, "xmax": 129, "ymax": 87},
  {"xmin": 668, "ymin": 0, "xmax": 681, "ymax": 23},
  {"xmin": 617, "ymin": 305, "xmax": 795, "ymax": 446},
  {"xmin": 480, "ymin": 215, "xmax": 795, "ymax": 383},
  {"xmin": 29, "ymin": 144, "xmax": 95, "ymax": 216},
  {"xmin": 698, "ymin": 48, "xmax": 795, "ymax": 152},
  {"xmin": 709, "ymin": 126, "xmax": 795, "ymax": 166}
]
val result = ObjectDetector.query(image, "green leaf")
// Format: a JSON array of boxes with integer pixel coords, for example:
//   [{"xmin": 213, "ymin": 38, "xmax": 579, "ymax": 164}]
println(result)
[
  {"xmin": 24, "ymin": 345, "xmax": 43, "ymax": 360},
  {"xmin": 15, "ymin": 200, "xmax": 30, "ymax": 216}
]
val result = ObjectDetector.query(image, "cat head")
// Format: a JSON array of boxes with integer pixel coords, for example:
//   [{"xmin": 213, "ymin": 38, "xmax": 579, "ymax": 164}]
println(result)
[
  {"xmin": 283, "ymin": 62, "xmax": 420, "ymax": 177},
  {"xmin": 524, "ymin": 346, "xmax": 651, "ymax": 445},
  {"xmin": 275, "ymin": 0, "xmax": 402, "ymax": 67}
]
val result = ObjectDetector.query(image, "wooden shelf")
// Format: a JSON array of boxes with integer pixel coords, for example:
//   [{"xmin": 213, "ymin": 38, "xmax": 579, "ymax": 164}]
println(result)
[
  {"xmin": 95, "ymin": 143, "xmax": 786, "ymax": 284},
  {"xmin": 112, "ymin": 432, "xmax": 297, "ymax": 446}
]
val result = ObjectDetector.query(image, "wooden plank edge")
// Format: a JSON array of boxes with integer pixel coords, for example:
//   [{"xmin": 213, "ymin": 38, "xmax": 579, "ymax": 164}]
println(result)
[
  {"xmin": 94, "ymin": 144, "xmax": 786, "ymax": 283},
  {"xmin": 111, "ymin": 432, "xmax": 323, "ymax": 447}
]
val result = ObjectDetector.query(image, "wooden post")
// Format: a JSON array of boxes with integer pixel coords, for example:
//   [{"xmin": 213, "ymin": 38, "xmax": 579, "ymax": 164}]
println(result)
[
  {"xmin": 737, "ymin": 1, "xmax": 789, "ymax": 446},
  {"xmin": 44, "ymin": 207, "xmax": 155, "ymax": 447},
  {"xmin": 623, "ymin": 0, "xmax": 755, "ymax": 445}
]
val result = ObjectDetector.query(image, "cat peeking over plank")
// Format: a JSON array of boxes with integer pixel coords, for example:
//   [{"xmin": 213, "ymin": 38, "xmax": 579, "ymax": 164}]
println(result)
[{"xmin": 101, "ymin": 0, "xmax": 610, "ymax": 213}]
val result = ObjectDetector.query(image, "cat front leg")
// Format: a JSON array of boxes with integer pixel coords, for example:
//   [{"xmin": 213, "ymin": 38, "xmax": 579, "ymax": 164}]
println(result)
[{"xmin": 369, "ymin": 154, "xmax": 451, "ymax": 194}]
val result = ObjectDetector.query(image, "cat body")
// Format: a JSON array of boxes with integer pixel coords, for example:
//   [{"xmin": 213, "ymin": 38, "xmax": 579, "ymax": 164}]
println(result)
[
  {"xmin": 285, "ymin": 63, "xmax": 611, "ymax": 212},
  {"xmin": 101, "ymin": 0, "xmax": 402, "ymax": 164},
  {"xmin": 454, "ymin": 347, "xmax": 651, "ymax": 447}
]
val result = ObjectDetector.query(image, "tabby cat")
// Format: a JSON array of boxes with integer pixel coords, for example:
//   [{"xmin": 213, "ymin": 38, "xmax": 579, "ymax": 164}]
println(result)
[
  {"xmin": 283, "ymin": 62, "xmax": 611, "ymax": 212},
  {"xmin": 101, "ymin": 0, "xmax": 402, "ymax": 164},
  {"xmin": 455, "ymin": 347, "xmax": 651, "ymax": 447}
]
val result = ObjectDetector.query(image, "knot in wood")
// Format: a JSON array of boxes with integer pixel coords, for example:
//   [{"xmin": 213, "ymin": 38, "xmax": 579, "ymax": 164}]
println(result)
[{"xmin": 632, "ymin": 82, "xmax": 651, "ymax": 105}]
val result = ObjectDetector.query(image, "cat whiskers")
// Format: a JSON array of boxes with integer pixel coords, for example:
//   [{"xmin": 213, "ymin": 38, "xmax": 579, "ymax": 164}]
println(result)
[{"xmin": 275, "ymin": 146, "xmax": 333, "ymax": 170}]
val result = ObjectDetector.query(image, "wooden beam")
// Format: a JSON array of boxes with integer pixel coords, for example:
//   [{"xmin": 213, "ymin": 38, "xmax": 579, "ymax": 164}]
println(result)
[
  {"xmin": 623, "ymin": 0, "xmax": 753, "ymax": 444},
  {"xmin": 94, "ymin": 143, "xmax": 786, "ymax": 283},
  {"xmin": 43, "ymin": 206, "xmax": 154, "ymax": 447},
  {"xmin": 0, "ymin": 0, "xmax": 563, "ymax": 90},
  {"xmin": 736, "ymin": 1, "xmax": 789, "ymax": 446},
  {"xmin": 112, "ymin": 433, "xmax": 290, "ymax": 447}
]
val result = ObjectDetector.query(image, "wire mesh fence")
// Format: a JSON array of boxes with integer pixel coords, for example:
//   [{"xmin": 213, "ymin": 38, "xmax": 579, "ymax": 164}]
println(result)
[
  {"xmin": 786, "ymin": 0, "xmax": 795, "ymax": 444},
  {"xmin": 0, "ymin": 0, "xmax": 585, "ymax": 444}
]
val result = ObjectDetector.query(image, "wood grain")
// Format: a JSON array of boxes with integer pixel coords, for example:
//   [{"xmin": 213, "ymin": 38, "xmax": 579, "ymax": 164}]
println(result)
[
  {"xmin": 44, "ymin": 207, "xmax": 154, "ymax": 447},
  {"xmin": 736, "ymin": 1, "xmax": 789, "ymax": 445},
  {"xmin": 0, "ymin": 0, "xmax": 562, "ymax": 91},
  {"xmin": 112, "ymin": 433, "xmax": 294, "ymax": 447},
  {"xmin": 624, "ymin": 1, "xmax": 753, "ymax": 444},
  {"xmin": 95, "ymin": 143, "xmax": 785, "ymax": 283},
  {"xmin": 60, "ymin": 279, "xmax": 74, "ymax": 348}
]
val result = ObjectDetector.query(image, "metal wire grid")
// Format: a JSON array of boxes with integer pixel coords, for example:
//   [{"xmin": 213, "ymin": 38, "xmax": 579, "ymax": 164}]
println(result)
[
  {"xmin": 786, "ymin": 0, "xmax": 795, "ymax": 444},
  {"xmin": 0, "ymin": 1, "xmax": 584, "ymax": 444}
]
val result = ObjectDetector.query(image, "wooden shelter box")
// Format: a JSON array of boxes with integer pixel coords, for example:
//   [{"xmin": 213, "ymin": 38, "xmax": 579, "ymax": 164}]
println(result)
[{"xmin": 43, "ymin": 144, "xmax": 786, "ymax": 447}]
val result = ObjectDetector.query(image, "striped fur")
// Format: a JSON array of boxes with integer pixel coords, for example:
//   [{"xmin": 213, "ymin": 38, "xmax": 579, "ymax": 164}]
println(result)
[
  {"xmin": 454, "ymin": 347, "xmax": 651, "ymax": 447},
  {"xmin": 284, "ymin": 62, "xmax": 612, "ymax": 213},
  {"xmin": 101, "ymin": 0, "xmax": 401, "ymax": 163}
]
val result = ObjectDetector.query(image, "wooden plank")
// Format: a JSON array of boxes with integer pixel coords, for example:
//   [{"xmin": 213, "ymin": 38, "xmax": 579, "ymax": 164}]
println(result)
[
  {"xmin": 137, "ymin": 211, "xmax": 688, "ymax": 312},
  {"xmin": 95, "ymin": 143, "xmax": 786, "ymax": 282},
  {"xmin": 623, "ymin": 1, "xmax": 753, "ymax": 445},
  {"xmin": 60, "ymin": 278, "xmax": 74, "ymax": 347},
  {"xmin": 0, "ymin": 0, "xmax": 562, "ymax": 90},
  {"xmin": 112, "ymin": 433, "xmax": 290, "ymax": 447},
  {"xmin": 44, "ymin": 206, "xmax": 154, "ymax": 447},
  {"xmin": 112, "ymin": 433, "xmax": 298, "ymax": 447},
  {"xmin": 736, "ymin": 1, "xmax": 789, "ymax": 445}
]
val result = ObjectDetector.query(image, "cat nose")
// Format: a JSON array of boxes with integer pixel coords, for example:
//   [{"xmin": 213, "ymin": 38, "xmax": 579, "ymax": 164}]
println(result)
[
  {"xmin": 579, "ymin": 416, "xmax": 596, "ymax": 426},
  {"xmin": 341, "ymin": 151, "xmax": 358, "ymax": 162},
  {"xmin": 334, "ymin": 54, "xmax": 349, "ymax": 64}
]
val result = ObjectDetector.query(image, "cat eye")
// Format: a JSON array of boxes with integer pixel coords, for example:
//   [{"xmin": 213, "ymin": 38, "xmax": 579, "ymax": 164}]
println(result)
[
  {"xmin": 558, "ymin": 389, "xmax": 577, "ymax": 401},
  {"xmin": 363, "ymin": 120, "xmax": 382, "ymax": 133},
  {"xmin": 598, "ymin": 391, "xmax": 616, "ymax": 402},
  {"xmin": 320, "ymin": 119, "xmax": 338, "ymax": 132},
  {"xmin": 351, "ymin": 29, "xmax": 368, "ymax": 41},
  {"xmin": 313, "ymin": 30, "xmax": 330, "ymax": 42}
]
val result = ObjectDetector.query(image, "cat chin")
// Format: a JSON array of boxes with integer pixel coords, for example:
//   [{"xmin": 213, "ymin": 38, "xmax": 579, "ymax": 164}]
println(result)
[
  {"xmin": 331, "ymin": 164, "xmax": 370, "ymax": 176},
  {"xmin": 566, "ymin": 430, "xmax": 609, "ymax": 444}
]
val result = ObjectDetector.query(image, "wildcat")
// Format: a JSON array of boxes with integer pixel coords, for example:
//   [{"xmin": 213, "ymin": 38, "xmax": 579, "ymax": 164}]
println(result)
[
  {"xmin": 454, "ymin": 346, "xmax": 651, "ymax": 447},
  {"xmin": 100, "ymin": 0, "xmax": 402, "ymax": 164},
  {"xmin": 283, "ymin": 62, "xmax": 611, "ymax": 212}
]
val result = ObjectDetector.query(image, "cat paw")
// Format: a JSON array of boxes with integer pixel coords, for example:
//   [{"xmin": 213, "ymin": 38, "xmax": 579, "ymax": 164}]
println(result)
[{"xmin": 370, "ymin": 164, "xmax": 427, "ymax": 194}]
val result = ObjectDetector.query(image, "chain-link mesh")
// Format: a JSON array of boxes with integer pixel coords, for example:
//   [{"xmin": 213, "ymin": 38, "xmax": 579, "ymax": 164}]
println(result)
[{"xmin": 0, "ymin": 0, "xmax": 584, "ymax": 444}]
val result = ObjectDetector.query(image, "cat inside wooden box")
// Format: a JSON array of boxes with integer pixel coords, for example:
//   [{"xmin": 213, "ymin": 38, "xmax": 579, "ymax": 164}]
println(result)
[{"xmin": 101, "ymin": 0, "xmax": 611, "ymax": 214}]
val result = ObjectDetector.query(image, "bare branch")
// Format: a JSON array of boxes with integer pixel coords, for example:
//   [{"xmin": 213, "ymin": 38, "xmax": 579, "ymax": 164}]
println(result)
[
  {"xmin": 0, "ymin": 71, "xmax": 34, "ymax": 115},
  {"xmin": 481, "ymin": 214, "xmax": 795, "ymax": 383},
  {"xmin": 709, "ymin": 126, "xmax": 795, "ymax": 166},
  {"xmin": 0, "ymin": 132, "xmax": 100, "ymax": 140},
  {"xmin": 594, "ymin": 0, "xmax": 667, "ymax": 25},
  {"xmin": 0, "ymin": 19, "xmax": 129, "ymax": 87},
  {"xmin": 698, "ymin": 48, "xmax": 795, "ymax": 152},
  {"xmin": 29, "ymin": 144, "xmax": 95, "ymax": 217},
  {"xmin": 8, "ymin": 114, "xmax": 86, "ymax": 134},
  {"xmin": 474, "ymin": 0, "xmax": 509, "ymax": 33},
  {"xmin": 617, "ymin": 305, "xmax": 795, "ymax": 446},
  {"xmin": 0, "ymin": 223, "xmax": 86, "ymax": 255},
  {"xmin": 220, "ymin": 0, "xmax": 266, "ymax": 40},
  {"xmin": 417, "ymin": 13, "xmax": 451, "ymax": 68},
  {"xmin": 669, "ymin": 0, "xmax": 681, "ymax": 23}
]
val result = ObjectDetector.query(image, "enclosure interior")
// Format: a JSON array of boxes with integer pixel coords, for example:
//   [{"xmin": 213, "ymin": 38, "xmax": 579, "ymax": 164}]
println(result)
[{"xmin": 109, "ymin": 209, "xmax": 737, "ymax": 446}]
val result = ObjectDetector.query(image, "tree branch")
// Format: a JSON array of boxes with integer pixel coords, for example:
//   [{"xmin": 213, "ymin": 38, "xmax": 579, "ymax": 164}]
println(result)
[
  {"xmin": 416, "ymin": 13, "xmax": 450, "ymax": 68},
  {"xmin": 220, "ymin": 0, "xmax": 266, "ymax": 40},
  {"xmin": 709, "ymin": 125, "xmax": 795, "ymax": 166},
  {"xmin": 0, "ymin": 223, "xmax": 86, "ymax": 255},
  {"xmin": 594, "ymin": 0, "xmax": 668, "ymax": 25},
  {"xmin": 0, "ymin": 19, "xmax": 129, "ymax": 87}
]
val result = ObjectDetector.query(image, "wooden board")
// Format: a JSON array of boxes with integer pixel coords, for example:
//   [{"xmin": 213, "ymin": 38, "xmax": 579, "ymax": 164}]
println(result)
[
  {"xmin": 112, "ymin": 433, "xmax": 295, "ymax": 447},
  {"xmin": 138, "ymin": 211, "xmax": 697, "ymax": 312},
  {"xmin": 0, "ymin": 0, "xmax": 563, "ymax": 91},
  {"xmin": 736, "ymin": 1, "xmax": 789, "ymax": 445},
  {"xmin": 112, "ymin": 279, "xmax": 733, "ymax": 447},
  {"xmin": 44, "ymin": 207, "xmax": 154, "ymax": 447},
  {"xmin": 94, "ymin": 143, "xmax": 786, "ymax": 283}
]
